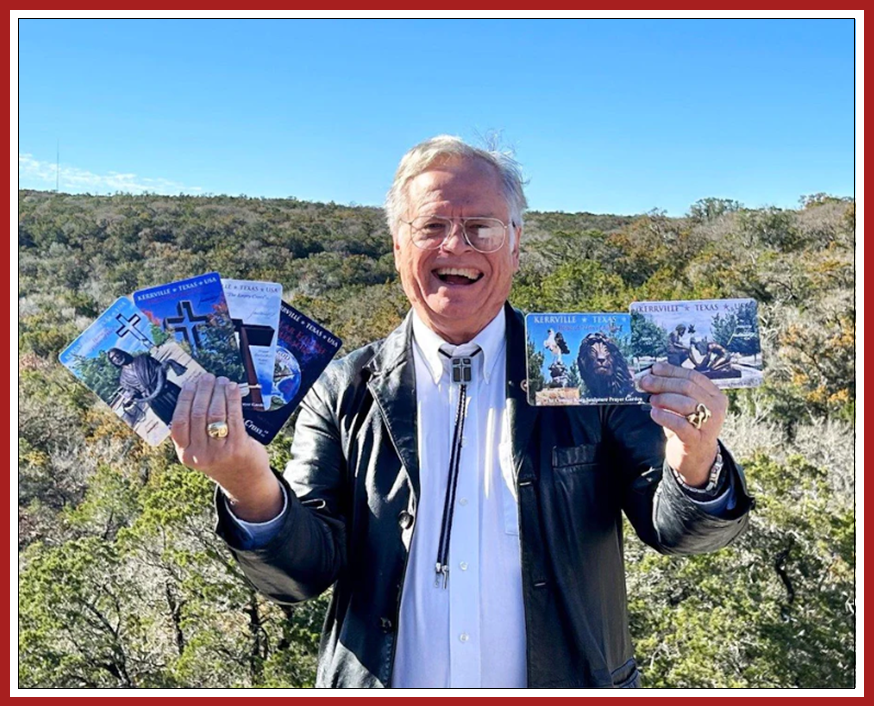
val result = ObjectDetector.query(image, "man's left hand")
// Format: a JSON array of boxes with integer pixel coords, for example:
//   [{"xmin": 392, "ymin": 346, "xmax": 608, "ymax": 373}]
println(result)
[{"xmin": 639, "ymin": 361, "xmax": 727, "ymax": 487}]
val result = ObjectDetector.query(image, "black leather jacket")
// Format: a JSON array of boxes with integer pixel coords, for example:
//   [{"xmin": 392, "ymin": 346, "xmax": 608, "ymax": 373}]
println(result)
[{"xmin": 216, "ymin": 304, "xmax": 753, "ymax": 688}]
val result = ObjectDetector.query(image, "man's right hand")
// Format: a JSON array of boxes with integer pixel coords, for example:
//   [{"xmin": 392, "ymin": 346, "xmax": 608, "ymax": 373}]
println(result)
[{"xmin": 171, "ymin": 374, "xmax": 283, "ymax": 523}]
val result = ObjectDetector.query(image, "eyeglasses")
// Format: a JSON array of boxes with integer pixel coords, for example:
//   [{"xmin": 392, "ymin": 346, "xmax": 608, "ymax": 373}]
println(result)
[{"xmin": 400, "ymin": 215, "xmax": 512, "ymax": 253}]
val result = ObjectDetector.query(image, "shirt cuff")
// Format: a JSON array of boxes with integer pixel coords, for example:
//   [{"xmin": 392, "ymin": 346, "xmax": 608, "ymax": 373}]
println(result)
[
  {"xmin": 222, "ymin": 484, "xmax": 288, "ymax": 550},
  {"xmin": 670, "ymin": 441, "xmax": 737, "ymax": 517},
  {"xmin": 685, "ymin": 483, "xmax": 737, "ymax": 516}
]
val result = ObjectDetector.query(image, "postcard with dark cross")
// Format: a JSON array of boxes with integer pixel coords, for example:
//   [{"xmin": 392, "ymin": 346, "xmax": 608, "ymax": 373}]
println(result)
[
  {"xmin": 222, "ymin": 278, "xmax": 283, "ymax": 412},
  {"xmin": 133, "ymin": 272, "xmax": 248, "ymax": 394}
]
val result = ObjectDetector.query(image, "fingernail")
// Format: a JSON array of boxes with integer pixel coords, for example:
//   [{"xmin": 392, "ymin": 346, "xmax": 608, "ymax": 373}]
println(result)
[
  {"xmin": 228, "ymin": 382, "xmax": 238, "ymax": 390},
  {"xmin": 183, "ymin": 380, "xmax": 196, "ymax": 391},
  {"xmin": 652, "ymin": 362, "xmax": 664, "ymax": 374},
  {"xmin": 216, "ymin": 376, "xmax": 228, "ymax": 385}
]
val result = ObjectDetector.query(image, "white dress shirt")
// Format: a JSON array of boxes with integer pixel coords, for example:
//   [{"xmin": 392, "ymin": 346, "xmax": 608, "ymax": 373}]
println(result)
[{"xmin": 390, "ymin": 309, "xmax": 527, "ymax": 688}]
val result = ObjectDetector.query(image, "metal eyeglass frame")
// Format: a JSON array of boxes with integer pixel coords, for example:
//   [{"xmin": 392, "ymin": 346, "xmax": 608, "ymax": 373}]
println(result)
[{"xmin": 399, "ymin": 215, "xmax": 515, "ymax": 253}]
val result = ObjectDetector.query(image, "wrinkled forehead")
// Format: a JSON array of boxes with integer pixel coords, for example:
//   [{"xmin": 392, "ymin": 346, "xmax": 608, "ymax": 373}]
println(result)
[{"xmin": 404, "ymin": 157, "xmax": 507, "ymax": 217}]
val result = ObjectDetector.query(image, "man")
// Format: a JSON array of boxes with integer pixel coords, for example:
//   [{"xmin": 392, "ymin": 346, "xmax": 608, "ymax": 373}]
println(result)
[
  {"xmin": 108, "ymin": 347, "xmax": 186, "ymax": 425},
  {"xmin": 667, "ymin": 324, "xmax": 693, "ymax": 368},
  {"xmin": 170, "ymin": 136, "xmax": 752, "ymax": 688}
]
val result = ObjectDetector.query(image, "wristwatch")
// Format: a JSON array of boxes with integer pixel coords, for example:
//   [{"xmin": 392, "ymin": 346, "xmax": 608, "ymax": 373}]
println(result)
[{"xmin": 671, "ymin": 444, "xmax": 724, "ymax": 496}]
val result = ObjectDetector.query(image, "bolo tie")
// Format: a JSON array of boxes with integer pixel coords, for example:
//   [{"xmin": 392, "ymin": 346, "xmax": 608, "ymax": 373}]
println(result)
[{"xmin": 434, "ymin": 345, "xmax": 481, "ymax": 589}]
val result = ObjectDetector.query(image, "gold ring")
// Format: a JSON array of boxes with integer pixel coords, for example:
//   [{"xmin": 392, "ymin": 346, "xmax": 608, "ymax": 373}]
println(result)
[
  {"xmin": 207, "ymin": 421, "xmax": 229, "ymax": 439},
  {"xmin": 685, "ymin": 403, "xmax": 712, "ymax": 430}
]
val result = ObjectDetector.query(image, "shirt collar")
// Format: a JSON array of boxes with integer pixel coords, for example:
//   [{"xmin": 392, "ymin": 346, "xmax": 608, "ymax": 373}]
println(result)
[{"xmin": 411, "ymin": 309, "xmax": 507, "ymax": 385}]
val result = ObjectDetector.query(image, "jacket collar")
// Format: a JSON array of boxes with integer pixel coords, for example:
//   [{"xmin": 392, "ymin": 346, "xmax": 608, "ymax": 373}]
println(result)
[
  {"xmin": 504, "ymin": 302, "xmax": 540, "ymax": 481},
  {"xmin": 364, "ymin": 311, "xmax": 421, "ymax": 501}
]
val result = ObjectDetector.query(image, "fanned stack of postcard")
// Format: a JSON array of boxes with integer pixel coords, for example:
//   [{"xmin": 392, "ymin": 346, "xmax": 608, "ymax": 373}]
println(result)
[
  {"xmin": 525, "ymin": 298, "xmax": 763, "ymax": 406},
  {"xmin": 60, "ymin": 272, "xmax": 341, "ymax": 445}
]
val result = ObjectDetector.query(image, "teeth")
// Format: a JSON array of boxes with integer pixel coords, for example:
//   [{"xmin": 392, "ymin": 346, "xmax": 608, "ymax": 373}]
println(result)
[{"xmin": 435, "ymin": 267, "xmax": 481, "ymax": 280}]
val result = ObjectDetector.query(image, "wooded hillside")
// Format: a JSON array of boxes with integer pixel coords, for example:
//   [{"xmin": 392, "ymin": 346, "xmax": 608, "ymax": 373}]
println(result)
[{"xmin": 18, "ymin": 190, "xmax": 855, "ymax": 688}]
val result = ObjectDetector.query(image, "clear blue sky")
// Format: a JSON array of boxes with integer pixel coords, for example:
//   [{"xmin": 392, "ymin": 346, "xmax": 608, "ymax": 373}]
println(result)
[{"xmin": 17, "ymin": 18, "xmax": 856, "ymax": 216}]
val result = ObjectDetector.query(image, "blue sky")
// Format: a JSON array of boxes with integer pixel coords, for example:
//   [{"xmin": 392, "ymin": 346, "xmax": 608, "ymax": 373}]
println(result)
[{"xmin": 17, "ymin": 18, "xmax": 856, "ymax": 216}]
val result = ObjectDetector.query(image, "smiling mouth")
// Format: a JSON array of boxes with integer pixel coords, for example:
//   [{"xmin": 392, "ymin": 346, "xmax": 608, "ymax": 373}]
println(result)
[{"xmin": 434, "ymin": 267, "xmax": 484, "ymax": 286}]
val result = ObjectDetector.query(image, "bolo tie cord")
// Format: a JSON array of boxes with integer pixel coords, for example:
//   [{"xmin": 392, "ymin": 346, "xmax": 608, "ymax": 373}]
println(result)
[{"xmin": 434, "ymin": 349, "xmax": 480, "ymax": 589}]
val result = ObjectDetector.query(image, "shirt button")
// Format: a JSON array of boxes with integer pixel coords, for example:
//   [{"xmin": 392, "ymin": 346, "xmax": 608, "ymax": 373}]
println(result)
[
  {"xmin": 459, "ymin": 561, "xmax": 468, "ymax": 571},
  {"xmin": 458, "ymin": 498, "xmax": 468, "ymax": 506},
  {"xmin": 398, "ymin": 511, "xmax": 414, "ymax": 529},
  {"xmin": 459, "ymin": 633, "xmax": 470, "ymax": 643}
]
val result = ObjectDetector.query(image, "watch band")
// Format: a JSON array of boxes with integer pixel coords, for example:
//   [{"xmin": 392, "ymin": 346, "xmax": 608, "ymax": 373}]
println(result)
[{"xmin": 671, "ymin": 445, "xmax": 724, "ymax": 496}]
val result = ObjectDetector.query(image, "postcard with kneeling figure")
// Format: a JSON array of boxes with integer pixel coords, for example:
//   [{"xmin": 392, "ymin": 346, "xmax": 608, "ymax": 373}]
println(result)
[
  {"xmin": 525, "ymin": 312, "xmax": 645, "ymax": 406},
  {"xmin": 59, "ymin": 297, "xmax": 209, "ymax": 445},
  {"xmin": 629, "ymin": 298, "xmax": 764, "ymax": 389}
]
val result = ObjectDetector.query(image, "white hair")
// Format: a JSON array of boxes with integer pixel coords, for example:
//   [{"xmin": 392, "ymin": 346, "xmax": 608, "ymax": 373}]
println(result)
[{"xmin": 384, "ymin": 135, "xmax": 527, "ymax": 245}]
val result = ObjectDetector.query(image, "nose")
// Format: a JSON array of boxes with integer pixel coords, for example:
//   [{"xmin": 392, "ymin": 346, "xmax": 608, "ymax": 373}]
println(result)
[{"xmin": 439, "ymin": 220, "xmax": 472, "ymax": 253}]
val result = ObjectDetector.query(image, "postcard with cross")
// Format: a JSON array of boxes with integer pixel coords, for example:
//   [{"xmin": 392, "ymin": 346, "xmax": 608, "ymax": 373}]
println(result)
[
  {"xmin": 221, "ymin": 278, "xmax": 283, "ymax": 412},
  {"xmin": 59, "ymin": 297, "xmax": 210, "ymax": 445},
  {"xmin": 133, "ymin": 272, "xmax": 249, "ymax": 398}
]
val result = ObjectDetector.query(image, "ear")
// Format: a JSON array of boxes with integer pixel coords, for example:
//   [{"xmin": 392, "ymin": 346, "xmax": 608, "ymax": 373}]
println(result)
[
  {"xmin": 392, "ymin": 230, "xmax": 402, "ymax": 271},
  {"xmin": 510, "ymin": 225, "xmax": 522, "ymax": 270}
]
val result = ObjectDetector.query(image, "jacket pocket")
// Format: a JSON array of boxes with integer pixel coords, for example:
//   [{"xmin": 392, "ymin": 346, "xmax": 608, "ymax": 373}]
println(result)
[
  {"xmin": 611, "ymin": 658, "xmax": 641, "ymax": 688},
  {"xmin": 549, "ymin": 443, "xmax": 616, "ymax": 539},
  {"xmin": 552, "ymin": 443, "xmax": 598, "ymax": 468}
]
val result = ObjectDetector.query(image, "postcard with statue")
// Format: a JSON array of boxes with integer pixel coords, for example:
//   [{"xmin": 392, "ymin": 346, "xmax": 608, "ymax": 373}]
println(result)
[
  {"xmin": 629, "ymin": 298, "xmax": 764, "ymax": 389},
  {"xmin": 59, "ymin": 297, "xmax": 209, "ymax": 446},
  {"xmin": 525, "ymin": 312, "xmax": 645, "ymax": 406},
  {"xmin": 132, "ymin": 272, "xmax": 249, "ymax": 401}
]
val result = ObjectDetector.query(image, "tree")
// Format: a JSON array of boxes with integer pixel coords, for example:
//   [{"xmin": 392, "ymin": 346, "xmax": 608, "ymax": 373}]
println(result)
[
  {"xmin": 689, "ymin": 198, "xmax": 742, "ymax": 223},
  {"xmin": 711, "ymin": 301, "xmax": 762, "ymax": 357},
  {"xmin": 526, "ymin": 338, "xmax": 545, "ymax": 405},
  {"xmin": 630, "ymin": 311, "xmax": 667, "ymax": 361}
]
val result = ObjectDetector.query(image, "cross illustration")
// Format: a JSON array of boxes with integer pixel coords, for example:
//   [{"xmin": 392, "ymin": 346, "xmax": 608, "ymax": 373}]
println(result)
[
  {"xmin": 164, "ymin": 301, "xmax": 209, "ymax": 355},
  {"xmin": 115, "ymin": 313, "xmax": 153, "ymax": 347},
  {"xmin": 232, "ymin": 318, "xmax": 275, "ymax": 409}
]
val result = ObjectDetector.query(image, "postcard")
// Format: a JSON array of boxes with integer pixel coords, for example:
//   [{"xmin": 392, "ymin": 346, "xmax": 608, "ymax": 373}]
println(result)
[
  {"xmin": 525, "ymin": 312, "xmax": 645, "ymax": 406},
  {"xmin": 221, "ymin": 278, "xmax": 283, "ymax": 412},
  {"xmin": 242, "ymin": 302, "xmax": 342, "ymax": 444},
  {"xmin": 59, "ymin": 297, "xmax": 208, "ymax": 446},
  {"xmin": 133, "ymin": 272, "xmax": 249, "ymax": 401},
  {"xmin": 629, "ymin": 298, "xmax": 764, "ymax": 389}
]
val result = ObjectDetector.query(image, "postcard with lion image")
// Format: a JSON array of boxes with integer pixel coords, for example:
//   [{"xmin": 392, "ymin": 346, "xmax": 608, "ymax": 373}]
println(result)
[
  {"xmin": 629, "ymin": 298, "xmax": 764, "ymax": 389},
  {"xmin": 59, "ymin": 297, "xmax": 209, "ymax": 446},
  {"xmin": 525, "ymin": 313, "xmax": 646, "ymax": 406}
]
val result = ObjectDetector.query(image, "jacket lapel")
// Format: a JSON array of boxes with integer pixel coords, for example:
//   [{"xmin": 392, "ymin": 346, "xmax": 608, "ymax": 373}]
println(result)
[
  {"xmin": 505, "ymin": 304, "xmax": 539, "ymax": 480},
  {"xmin": 365, "ymin": 312, "xmax": 421, "ymax": 502}
]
